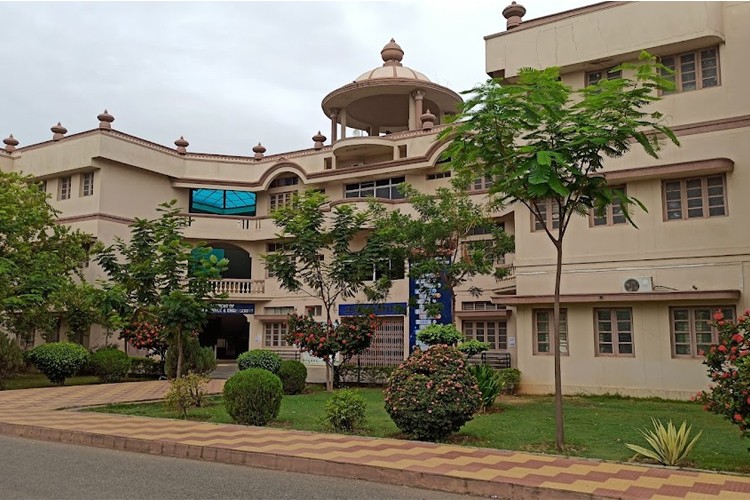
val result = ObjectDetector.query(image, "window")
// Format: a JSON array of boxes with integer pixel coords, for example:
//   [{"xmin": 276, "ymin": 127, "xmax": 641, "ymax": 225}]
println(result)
[
  {"xmin": 266, "ymin": 242, "xmax": 290, "ymax": 253},
  {"xmin": 264, "ymin": 322, "xmax": 288, "ymax": 347},
  {"xmin": 39, "ymin": 180, "xmax": 47, "ymax": 193},
  {"xmin": 534, "ymin": 309, "xmax": 568, "ymax": 355},
  {"xmin": 363, "ymin": 258, "xmax": 405, "ymax": 281},
  {"xmin": 462, "ymin": 301, "xmax": 504, "ymax": 312},
  {"xmin": 463, "ymin": 320, "xmax": 508, "ymax": 350},
  {"xmin": 661, "ymin": 47, "xmax": 719, "ymax": 93},
  {"xmin": 324, "ymin": 157, "xmax": 333, "ymax": 170},
  {"xmin": 469, "ymin": 175, "xmax": 493, "ymax": 192},
  {"xmin": 189, "ymin": 189, "xmax": 256, "ymax": 216},
  {"xmin": 81, "ymin": 172, "xmax": 94, "ymax": 197},
  {"xmin": 467, "ymin": 221, "xmax": 504, "ymax": 236},
  {"xmin": 398, "ymin": 145, "xmax": 407, "ymax": 158},
  {"xmin": 345, "ymin": 177, "xmax": 405, "ymax": 200},
  {"xmin": 264, "ymin": 306, "xmax": 295, "ymax": 315},
  {"xmin": 663, "ymin": 175, "xmax": 726, "ymax": 220},
  {"xmin": 426, "ymin": 171, "xmax": 451, "ymax": 180},
  {"xmin": 594, "ymin": 308, "xmax": 634, "ymax": 356},
  {"xmin": 671, "ymin": 306, "xmax": 735, "ymax": 357},
  {"xmin": 592, "ymin": 186, "xmax": 627, "ymax": 226},
  {"xmin": 269, "ymin": 191, "xmax": 294, "ymax": 211},
  {"xmin": 533, "ymin": 199, "xmax": 560, "ymax": 231},
  {"xmin": 58, "ymin": 176, "xmax": 71, "ymax": 200},
  {"xmin": 305, "ymin": 305, "xmax": 323, "ymax": 317},
  {"xmin": 269, "ymin": 176, "xmax": 299, "ymax": 188},
  {"xmin": 587, "ymin": 67, "xmax": 622, "ymax": 86}
]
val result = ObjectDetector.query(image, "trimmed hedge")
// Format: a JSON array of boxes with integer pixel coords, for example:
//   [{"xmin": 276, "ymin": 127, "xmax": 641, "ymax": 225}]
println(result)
[
  {"xmin": 237, "ymin": 349, "xmax": 282, "ymax": 374},
  {"xmin": 278, "ymin": 360, "xmax": 307, "ymax": 395},
  {"xmin": 89, "ymin": 348, "xmax": 131, "ymax": 383},
  {"xmin": 223, "ymin": 368, "xmax": 283, "ymax": 426},
  {"xmin": 29, "ymin": 342, "xmax": 90, "ymax": 385}
]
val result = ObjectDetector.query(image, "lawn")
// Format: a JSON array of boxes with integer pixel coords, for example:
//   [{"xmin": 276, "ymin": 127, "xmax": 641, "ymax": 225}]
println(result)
[
  {"xmin": 90, "ymin": 388, "xmax": 750, "ymax": 473},
  {"xmin": 4, "ymin": 373, "xmax": 155, "ymax": 390}
]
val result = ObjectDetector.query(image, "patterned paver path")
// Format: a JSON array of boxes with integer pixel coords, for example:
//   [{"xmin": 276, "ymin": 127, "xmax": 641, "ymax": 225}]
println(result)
[{"xmin": 0, "ymin": 381, "xmax": 748, "ymax": 499}]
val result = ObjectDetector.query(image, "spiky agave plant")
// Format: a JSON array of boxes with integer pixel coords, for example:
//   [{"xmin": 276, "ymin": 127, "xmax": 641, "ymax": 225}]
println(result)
[{"xmin": 626, "ymin": 418, "xmax": 702, "ymax": 466}]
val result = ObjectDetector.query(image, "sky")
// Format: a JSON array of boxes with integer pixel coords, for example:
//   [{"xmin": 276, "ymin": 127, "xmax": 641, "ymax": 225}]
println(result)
[{"xmin": 1, "ymin": 0, "xmax": 592, "ymax": 156}]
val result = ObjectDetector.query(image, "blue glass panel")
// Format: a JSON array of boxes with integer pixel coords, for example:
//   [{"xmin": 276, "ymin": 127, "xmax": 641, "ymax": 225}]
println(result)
[{"xmin": 190, "ymin": 189, "xmax": 256, "ymax": 216}]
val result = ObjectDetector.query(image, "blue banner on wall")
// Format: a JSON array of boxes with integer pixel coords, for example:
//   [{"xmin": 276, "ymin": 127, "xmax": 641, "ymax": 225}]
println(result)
[
  {"xmin": 408, "ymin": 271, "xmax": 453, "ymax": 352},
  {"xmin": 339, "ymin": 302, "xmax": 407, "ymax": 317},
  {"xmin": 211, "ymin": 303, "xmax": 255, "ymax": 315}
]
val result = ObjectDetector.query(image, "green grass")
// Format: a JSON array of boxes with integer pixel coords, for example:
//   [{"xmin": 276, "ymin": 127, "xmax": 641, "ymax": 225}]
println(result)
[
  {"xmin": 4, "ymin": 373, "xmax": 154, "ymax": 390},
  {"xmin": 89, "ymin": 388, "xmax": 750, "ymax": 473}
]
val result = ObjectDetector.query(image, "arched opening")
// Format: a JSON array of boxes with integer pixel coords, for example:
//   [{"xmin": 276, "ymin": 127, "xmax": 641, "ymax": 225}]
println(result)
[{"xmin": 206, "ymin": 242, "xmax": 252, "ymax": 279}]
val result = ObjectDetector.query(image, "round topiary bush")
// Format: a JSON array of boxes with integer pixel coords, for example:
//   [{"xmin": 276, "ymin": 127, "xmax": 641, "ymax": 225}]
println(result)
[
  {"xmin": 278, "ymin": 360, "xmax": 307, "ymax": 395},
  {"xmin": 223, "ymin": 368, "xmax": 283, "ymax": 426},
  {"xmin": 384, "ymin": 345, "xmax": 482, "ymax": 442},
  {"xmin": 29, "ymin": 342, "xmax": 90, "ymax": 385},
  {"xmin": 89, "ymin": 348, "xmax": 132, "ymax": 383},
  {"xmin": 237, "ymin": 349, "xmax": 282, "ymax": 374}
]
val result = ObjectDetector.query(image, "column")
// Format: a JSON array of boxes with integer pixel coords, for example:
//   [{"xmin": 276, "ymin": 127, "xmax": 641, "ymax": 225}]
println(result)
[
  {"xmin": 412, "ymin": 90, "xmax": 425, "ymax": 130},
  {"xmin": 244, "ymin": 314, "xmax": 254, "ymax": 350},
  {"xmin": 330, "ymin": 108, "xmax": 339, "ymax": 144},
  {"xmin": 339, "ymin": 109, "xmax": 347, "ymax": 139}
]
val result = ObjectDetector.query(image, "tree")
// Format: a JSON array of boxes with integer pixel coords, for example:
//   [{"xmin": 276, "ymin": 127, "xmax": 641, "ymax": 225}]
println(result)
[
  {"xmin": 54, "ymin": 282, "xmax": 104, "ymax": 345},
  {"xmin": 96, "ymin": 201, "xmax": 227, "ymax": 377},
  {"xmin": 441, "ymin": 52, "xmax": 679, "ymax": 451},
  {"xmin": 370, "ymin": 184, "xmax": 513, "ymax": 322},
  {"xmin": 0, "ymin": 171, "xmax": 90, "ymax": 348},
  {"xmin": 263, "ymin": 190, "xmax": 392, "ymax": 391}
]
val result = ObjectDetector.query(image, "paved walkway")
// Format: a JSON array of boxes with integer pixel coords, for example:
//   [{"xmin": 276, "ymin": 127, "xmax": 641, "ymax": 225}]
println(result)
[{"xmin": 1, "ymin": 382, "xmax": 749, "ymax": 499}]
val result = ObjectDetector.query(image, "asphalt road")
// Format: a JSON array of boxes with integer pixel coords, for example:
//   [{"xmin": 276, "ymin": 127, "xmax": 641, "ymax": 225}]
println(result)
[{"xmin": 0, "ymin": 435, "xmax": 478, "ymax": 500}]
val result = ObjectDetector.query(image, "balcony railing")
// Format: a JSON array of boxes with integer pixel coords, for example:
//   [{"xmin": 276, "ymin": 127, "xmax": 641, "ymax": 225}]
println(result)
[{"xmin": 210, "ymin": 279, "xmax": 265, "ymax": 296}]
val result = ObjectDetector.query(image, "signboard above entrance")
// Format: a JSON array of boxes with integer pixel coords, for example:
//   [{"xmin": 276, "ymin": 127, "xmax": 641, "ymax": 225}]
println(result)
[
  {"xmin": 211, "ymin": 303, "xmax": 255, "ymax": 315},
  {"xmin": 339, "ymin": 302, "xmax": 407, "ymax": 317}
]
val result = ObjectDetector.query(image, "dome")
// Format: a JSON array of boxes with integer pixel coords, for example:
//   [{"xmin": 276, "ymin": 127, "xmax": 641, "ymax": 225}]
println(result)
[{"xmin": 355, "ymin": 38, "xmax": 431, "ymax": 82}]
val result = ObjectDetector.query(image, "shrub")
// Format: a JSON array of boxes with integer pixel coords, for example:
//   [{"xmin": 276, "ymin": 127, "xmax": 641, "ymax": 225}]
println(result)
[
  {"xmin": 237, "ymin": 349, "xmax": 282, "ymax": 374},
  {"xmin": 468, "ymin": 364, "xmax": 502, "ymax": 410},
  {"xmin": 416, "ymin": 324, "xmax": 464, "ymax": 346},
  {"xmin": 89, "ymin": 348, "xmax": 132, "ymax": 383},
  {"xmin": 384, "ymin": 345, "xmax": 481, "ymax": 441},
  {"xmin": 625, "ymin": 418, "xmax": 702, "ymax": 466},
  {"xmin": 697, "ymin": 309, "xmax": 750, "ymax": 440},
  {"xmin": 278, "ymin": 360, "xmax": 307, "ymax": 395},
  {"xmin": 165, "ymin": 338, "xmax": 217, "ymax": 378},
  {"xmin": 458, "ymin": 340, "xmax": 490, "ymax": 358},
  {"xmin": 223, "ymin": 368, "xmax": 283, "ymax": 426},
  {"xmin": 497, "ymin": 368, "xmax": 522, "ymax": 395},
  {"xmin": 338, "ymin": 365, "xmax": 395, "ymax": 385},
  {"xmin": 129, "ymin": 357, "xmax": 163, "ymax": 378},
  {"xmin": 0, "ymin": 334, "xmax": 24, "ymax": 390},
  {"xmin": 29, "ymin": 342, "xmax": 90, "ymax": 385},
  {"xmin": 165, "ymin": 373, "xmax": 210, "ymax": 419},
  {"xmin": 325, "ymin": 389, "xmax": 367, "ymax": 433}
]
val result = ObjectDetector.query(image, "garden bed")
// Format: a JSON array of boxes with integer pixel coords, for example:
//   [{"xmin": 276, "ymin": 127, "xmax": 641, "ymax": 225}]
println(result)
[
  {"xmin": 88, "ymin": 388, "xmax": 750, "ymax": 474},
  {"xmin": 5, "ymin": 373, "xmax": 159, "ymax": 391}
]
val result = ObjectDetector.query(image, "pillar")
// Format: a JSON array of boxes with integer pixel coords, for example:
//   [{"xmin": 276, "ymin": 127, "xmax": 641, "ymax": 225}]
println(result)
[
  {"xmin": 412, "ymin": 90, "xmax": 425, "ymax": 131},
  {"xmin": 339, "ymin": 109, "xmax": 347, "ymax": 139},
  {"xmin": 244, "ymin": 314, "xmax": 254, "ymax": 351},
  {"xmin": 330, "ymin": 109, "xmax": 339, "ymax": 144}
]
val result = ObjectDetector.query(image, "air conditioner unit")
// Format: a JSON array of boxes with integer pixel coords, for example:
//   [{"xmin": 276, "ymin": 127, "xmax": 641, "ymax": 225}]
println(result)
[{"xmin": 622, "ymin": 277, "xmax": 653, "ymax": 293}]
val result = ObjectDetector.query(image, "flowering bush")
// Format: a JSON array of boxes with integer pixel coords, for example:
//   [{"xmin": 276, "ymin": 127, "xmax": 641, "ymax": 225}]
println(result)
[
  {"xmin": 119, "ymin": 320, "xmax": 168, "ymax": 358},
  {"xmin": 384, "ymin": 345, "xmax": 482, "ymax": 441},
  {"xmin": 697, "ymin": 309, "xmax": 750, "ymax": 442}
]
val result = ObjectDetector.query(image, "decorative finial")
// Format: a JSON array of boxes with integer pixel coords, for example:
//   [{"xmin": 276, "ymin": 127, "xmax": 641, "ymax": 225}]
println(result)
[
  {"xmin": 502, "ymin": 1, "xmax": 526, "ymax": 30},
  {"xmin": 421, "ymin": 109, "xmax": 436, "ymax": 131},
  {"xmin": 174, "ymin": 136, "xmax": 189, "ymax": 154},
  {"xmin": 3, "ymin": 134, "xmax": 19, "ymax": 152},
  {"xmin": 97, "ymin": 109, "xmax": 115, "ymax": 129},
  {"xmin": 253, "ymin": 142, "xmax": 266, "ymax": 160},
  {"xmin": 381, "ymin": 38, "xmax": 404, "ymax": 67},
  {"xmin": 51, "ymin": 122, "xmax": 68, "ymax": 141},
  {"xmin": 312, "ymin": 131, "xmax": 326, "ymax": 150}
]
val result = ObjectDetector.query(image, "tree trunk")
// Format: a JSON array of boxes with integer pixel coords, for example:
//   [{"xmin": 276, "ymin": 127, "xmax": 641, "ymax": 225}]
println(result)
[
  {"xmin": 553, "ymin": 240, "xmax": 565, "ymax": 451},
  {"xmin": 176, "ymin": 327, "xmax": 184, "ymax": 379},
  {"xmin": 325, "ymin": 360, "xmax": 333, "ymax": 392}
]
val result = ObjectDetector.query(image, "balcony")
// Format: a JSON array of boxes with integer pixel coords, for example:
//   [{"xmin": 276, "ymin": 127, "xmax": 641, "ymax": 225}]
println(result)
[
  {"xmin": 210, "ymin": 279, "xmax": 265, "ymax": 298},
  {"xmin": 182, "ymin": 213, "xmax": 280, "ymax": 242}
]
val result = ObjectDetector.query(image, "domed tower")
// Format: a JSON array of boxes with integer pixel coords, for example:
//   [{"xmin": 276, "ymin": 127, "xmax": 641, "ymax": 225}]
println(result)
[{"xmin": 321, "ymin": 39, "xmax": 462, "ymax": 142}]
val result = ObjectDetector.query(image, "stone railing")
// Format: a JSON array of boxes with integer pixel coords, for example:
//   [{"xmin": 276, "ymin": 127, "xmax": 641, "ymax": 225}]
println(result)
[{"xmin": 210, "ymin": 279, "xmax": 265, "ymax": 296}]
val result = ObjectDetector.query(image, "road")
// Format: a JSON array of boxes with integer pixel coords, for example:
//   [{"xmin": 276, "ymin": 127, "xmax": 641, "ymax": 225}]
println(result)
[{"xmin": 0, "ymin": 435, "xmax": 477, "ymax": 499}]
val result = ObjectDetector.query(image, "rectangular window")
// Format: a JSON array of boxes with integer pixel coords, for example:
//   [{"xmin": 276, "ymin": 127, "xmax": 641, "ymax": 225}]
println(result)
[
  {"xmin": 587, "ymin": 67, "xmax": 622, "ymax": 86},
  {"xmin": 269, "ymin": 191, "xmax": 294, "ymax": 211},
  {"xmin": 345, "ymin": 177, "xmax": 405, "ymax": 200},
  {"xmin": 533, "ymin": 199, "xmax": 560, "ymax": 231},
  {"xmin": 469, "ymin": 175, "xmax": 493, "ymax": 192},
  {"xmin": 663, "ymin": 175, "xmax": 727, "ymax": 221},
  {"xmin": 592, "ymin": 186, "xmax": 628, "ymax": 226},
  {"xmin": 463, "ymin": 320, "xmax": 508, "ymax": 351},
  {"xmin": 661, "ymin": 47, "xmax": 720, "ymax": 93},
  {"xmin": 671, "ymin": 306, "xmax": 735, "ymax": 357},
  {"xmin": 398, "ymin": 145, "xmax": 407, "ymax": 158},
  {"xmin": 594, "ymin": 308, "xmax": 634, "ymax": 356},
  {"xmin": 266, "ymin": 242, "xmax": 290, "ymax": 253},
  {"xmin": 363, "ymin": 258, "xmax": 405, "ymax": 281},
  {"xmin": 426, "ymin": 171, "xmax": 452, "ymax": 180},
  {"xmin": 269, "ymin": 176, "xmax": 299, "ymax": 188},
  {"xmin": 189, "ymin": 189, "xmax": 256, "ymax": 216},
  {"xmin": 534, "ymin": 309, "xmax": 568, "ymax": 355},
  {"xmin": 305, "ymin": 305, "xmax": 323, "ymax": 317},
  {"xmin": 81, "ymin": 172, "xmax": 94, "ymax": 197},
  {"xmin": 264, "ymin": 306, "xmax": 295, "ymax": 316},
  {"xmin": 39, "ymin": 180, "xmax": 47, "ymax": 193},
  {"xmin": 467, "ymin": 221, "xmax": 504, "ymax": 236},
  {"xmin": 462, "ymin": 301, "xmax": 503, "ymax": 311},
  {"xmin": 264, "ymin": 322, "xmax": 288, "ymax": 347},
  {"xmin": 58, "ymin": 176, "xmax": 71, "ymax": 200}
]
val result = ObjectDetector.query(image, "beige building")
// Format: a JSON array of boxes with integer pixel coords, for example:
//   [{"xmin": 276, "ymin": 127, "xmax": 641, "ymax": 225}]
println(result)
[{"xmin": 1, "ymin": 1, "xmax": 748, "ymax": 398}]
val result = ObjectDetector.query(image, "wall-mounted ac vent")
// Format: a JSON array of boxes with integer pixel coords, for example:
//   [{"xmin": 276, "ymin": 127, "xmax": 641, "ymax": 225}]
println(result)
[{"xmin": 622, "ymin": 277, "xmax": 653, "ymax": 293}]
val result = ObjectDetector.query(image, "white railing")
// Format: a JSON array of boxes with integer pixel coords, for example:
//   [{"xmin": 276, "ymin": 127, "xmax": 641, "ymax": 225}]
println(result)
[{"xmin": 210, "ymin": 279, "xmax": 265, "ymax": 295}]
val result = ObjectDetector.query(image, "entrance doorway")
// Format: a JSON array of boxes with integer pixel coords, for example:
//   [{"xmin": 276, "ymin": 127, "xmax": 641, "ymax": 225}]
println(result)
[{"xmin": 199, "ymin": 314, "xmax": 249, "ymax": 360}]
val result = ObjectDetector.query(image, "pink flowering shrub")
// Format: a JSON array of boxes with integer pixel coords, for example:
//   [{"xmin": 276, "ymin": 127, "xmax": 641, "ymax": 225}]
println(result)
[
  {"xmin": 696, "ymin": 309, "xmax": 750, "ymax": 444},
  {"xmin": 285, "ymin": 313, "xmax": 378, "ymax": 363},
  {"xmin": 384, "ymin": 345, "xmax": 482, "ymax": 441},
  {"xmin": 119, "ymin": 320, "xmax": 168, "ymax": 358}
]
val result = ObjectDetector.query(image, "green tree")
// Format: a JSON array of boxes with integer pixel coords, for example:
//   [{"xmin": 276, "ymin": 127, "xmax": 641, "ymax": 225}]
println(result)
[
  {"xmin": 54, "ymin": 282, "xmax": 103, "ymax": 345},
  {"xmin": 263, "ymin": 190, "xmax": 392, "ymax": 390},
  {"xmin": 370, "ymin": 184, "xmax": 513, "ymax": 322},
  {"xmin": 96, "ymin": 201, "xmax": 227, "ymax": 377},
  {"xmin": 442, "ymin": 52, "xmax": 679, "ymax": 450},
  {"xmin": 0, "ymin": 171, "xmax": 90, "ymax": 348}
]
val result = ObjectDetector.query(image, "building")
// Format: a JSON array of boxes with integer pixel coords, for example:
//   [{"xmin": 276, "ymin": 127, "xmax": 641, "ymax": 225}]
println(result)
[{"xmin": 1, "ymin": 1, "xmax": 748, "ymax": 398}]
